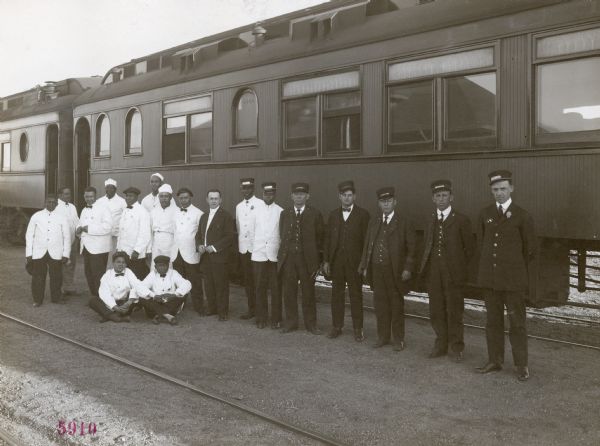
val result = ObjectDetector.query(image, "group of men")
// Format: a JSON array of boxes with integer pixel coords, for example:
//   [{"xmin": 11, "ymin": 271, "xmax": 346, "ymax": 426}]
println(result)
[{"xmin": 24, "ymin": 169, "xmax": 536, "ymax": 381}]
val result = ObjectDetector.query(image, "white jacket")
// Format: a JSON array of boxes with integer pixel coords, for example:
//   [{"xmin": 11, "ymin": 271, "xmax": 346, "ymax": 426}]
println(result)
[
  {"xmin": 78, "ymin": 202, "xmax": 113, "ymax": 254},
  {"xmin": 56, "ymin": 199, "xmax": 80, "ymax": 245},
  {"xmin": 251, "ymin": 202, "xmax": 283, "ymax": 262},
  {"xmin": 141, "ymin": 268, "xmax": 192, "ymax": 298},
  {"xmin": 98, "ymin": 268, "xmax": 152, "ymax": 309},
  {"xmin": 236, "ymin": 195, "xmax": 264, "ymax": 254},
  {"xmin": 96, "ymin": 194, "xmax": 127, "ymax": 237},
  {"xmin": 150, "ymin": 204, "xmax": 177, "ymax": 261},
  {"xmin": 25, "ymin": 209, "xmax": 70, "ymax": 260},
  {"xmin": 117, "ymin": 202, "xmax": 151, "ymax": 257},
  {"xmin": 172, "ymin": 204, "xmax": 203, "ymax": 264}
]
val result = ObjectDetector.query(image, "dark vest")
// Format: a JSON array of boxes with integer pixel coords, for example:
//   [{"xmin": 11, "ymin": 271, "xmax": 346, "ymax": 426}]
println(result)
[
  {"xmin": 432, "ymin": 216, "xmax": 445, "ymax": 262},
  {"xmin": 334, "ymin": 217, "xmax": 351, "ymax": 262},
  {"xmin": 371, "ymin": 221, "xmax": 391, "ymax": 265},
  {"xmin": 290, "ymin": 210, "xmax": 303, "ymax": 253}
]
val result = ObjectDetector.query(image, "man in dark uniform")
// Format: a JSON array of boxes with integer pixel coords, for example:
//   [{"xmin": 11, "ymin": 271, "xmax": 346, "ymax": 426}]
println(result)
[
  {"xmin": 323, "ymin": 180, "xmax": 370, "ymax": 342},
  {"xmin": 278, "ymin": 182, "xmax": 324, "ymax": 334},
  {"xmin": 196, "ymin": 190, "xmax": 236, "ymax": 321},
  {"xmin": 419, "ymin": 180, "xmax": 475, "ymax": 362},
  {"xmin": 476, "ymin": 170, "xmax": 537, "ymax": 381}
]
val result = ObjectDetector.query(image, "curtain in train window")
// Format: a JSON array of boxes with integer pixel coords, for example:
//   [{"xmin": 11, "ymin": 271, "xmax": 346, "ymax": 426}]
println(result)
[
  {"xmin": 125, "ymin": 109, "xmax": 142, "ymax": 154},
  {"xmin": 388, "ymin": 81, "xmax": 433, "ymax": 147},
  {"xmin": 1, "ymin": 143, "xmax": 10, "ymax": 171},
  {"xmin": 234, "ymin": 90, "xmax": 258, "ymax": 144},
  {"xmin": 323, "ymin": 91, "xmax": 361, "ymax": 154},
  {"xmin": 163, "ymin": 116, "xmax": 186, "ymax": 165},
  {"xmin": 190, "ymin": 112, "xmax": 212, "ymax": 161},
  {"xmin": 284, "ymin": 97, "xmax": 317, "ymax": 156},
  {"xmin": 95, "ymin": 114, "xmax": 110, "ymax": 157}
]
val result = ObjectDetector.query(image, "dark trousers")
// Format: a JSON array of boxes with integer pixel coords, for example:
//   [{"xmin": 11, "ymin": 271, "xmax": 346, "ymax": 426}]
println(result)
[
  {"xmin": 173, "ymin": 253, "xmax": 204, "ymax": 313},
  {"xmin": 371, "ymin": 263, "xmax": 405, "ymax": 343},
  {"xmin": 142, "ymin": 296, "xmax": 185, "ymax": 317},
  {"xmin": 253, "ymin": 260, "xmax": 282, "ymax": 324},
  {"xmin": 240, "ymin": 252, "xmax": 256, "ymax": 314},
  {"xmin": 202, "ymin": 260, "xmax": 229, "ymax": 317},
  {"xmin": 427, "ymin": 259, "xmax": 465, "ymax": 353},
  {"xmin": 484, "ymin": 290, "xmax": 528, "ymax": 367},
  {"xmin": 331, "ymin": 258, "xmax": 363, "ymax": 329},
  {"xmin": 83, "ymin": 248, "xmax": 108, "ymax": 297},
  {"xmin": 128, "ymin": 257, "xmax": 150, "ymax": 281},
  {"xmin": 31, "ymin": 252, "xmax": 63, "ymax": 304},
  {"xmin": 88, "ymin": 295, "xmax": 136, "ymax": 319},
  {"xmin": 282, "ymin": 252, "xmax": 317, "ymax": 330}
]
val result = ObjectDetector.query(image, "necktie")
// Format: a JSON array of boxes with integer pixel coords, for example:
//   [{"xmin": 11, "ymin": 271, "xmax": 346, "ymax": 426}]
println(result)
[
  {"xmin": 498, "ymin": 205, "xmax": 504, "ymax": 217},
  {"xmin": 65, "ymin": 203, "xmax": 68, "ymax": 206},
  {"xmin": 181, "ymin": 208, "xmax": 187, "ymax": 212},
  {"xmin": 342, "ymin": 208, "xmax": 351, "ymax": 213},
  {"xmin": 160, "ymin": 273, "xmax": 166, "ymax": 278},
  {"xmin": 383, "ymin": 215, "xmax": 388, "ymax": 225},
  {"xmin": 127, "ymin": 205, "xmax": 133, "ymax": 209},
  {"xmin": 86, "ymin": 205, "xmax": 92, "ymax": 209},
  {"xmin": 115, "ymin": 273, "xmax": 124, "ymax": 277},
  {"xmin": 246, "ymin": 200, "xmax": 249, "ymax": 205},
  {"xmin": 439, "ymin": 212, "xmax": 444, "ymax": 224},
  {"xmin": 296, "ymin": 209, "xmax": 301, "ymax": 218}
]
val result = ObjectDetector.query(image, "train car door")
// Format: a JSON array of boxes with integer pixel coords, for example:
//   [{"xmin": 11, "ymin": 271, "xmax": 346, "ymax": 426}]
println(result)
[
  {"xmin": 46, "ymin": 124, "xmax": 59, "ymax": 195},
  {"xmin": 74, "ymin": 118, "xmax": 90, "ymax": 209}
]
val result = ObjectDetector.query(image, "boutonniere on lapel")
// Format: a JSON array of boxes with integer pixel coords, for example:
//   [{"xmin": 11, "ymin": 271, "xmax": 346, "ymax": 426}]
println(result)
[
  {"xmin": 505, "ymin": 211, "xmax": 512, "ymax": 219},
  {"xmin": 486, "ymin": 218, "xmax": 494, "ymax": 224}
]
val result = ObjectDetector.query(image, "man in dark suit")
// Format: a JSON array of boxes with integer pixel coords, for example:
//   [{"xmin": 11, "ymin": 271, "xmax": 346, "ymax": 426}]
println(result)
[
  {"xmin": 419, "ymin": 180, "xmax": 475, "ymax": 362},
  {"xmin": 359, "ymin": 187, "xmax": 416, "ymax": 351},
  {"xmin": 196, "ymin": 189, "xmax": 236, "ymax": 321},
  {"xmin": 278, "ymin": 182, "xmax": 324, "ymax": 334},
  {"xmin": 476, "ymin": 170, "xmax": 537, "ymax": 381},
  {"xmin": 323, "ymin": 180, "xmax": 370, "ymax": 342}
]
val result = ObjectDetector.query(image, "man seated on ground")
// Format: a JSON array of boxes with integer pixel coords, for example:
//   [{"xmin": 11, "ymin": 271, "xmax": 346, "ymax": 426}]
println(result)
[
  {"xmin": 89, "ymin": 251, "xmax": 148, "ymax": 323},
  {"xmin": 141, "ymin": 255, "xmax": 191, "ymax": 326}
]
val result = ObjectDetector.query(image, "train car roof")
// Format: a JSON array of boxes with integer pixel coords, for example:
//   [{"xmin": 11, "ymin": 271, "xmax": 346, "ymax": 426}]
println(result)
[{"xmin": 73, "ymin": 0, "xmax": 563, "ymax": 107}]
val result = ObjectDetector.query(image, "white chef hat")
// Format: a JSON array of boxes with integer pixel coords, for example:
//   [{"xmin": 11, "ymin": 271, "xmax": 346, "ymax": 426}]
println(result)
[
  {"xmin": 158, "ymin": 183, "xmax": 172, "ymax": 194},
  {"xmin": 105, "ymin": 178, "xmax": 117, "ymax": 187},
  {"xmin": 151, "ymin": 172, "xmax": 164, "ymax": 181}
]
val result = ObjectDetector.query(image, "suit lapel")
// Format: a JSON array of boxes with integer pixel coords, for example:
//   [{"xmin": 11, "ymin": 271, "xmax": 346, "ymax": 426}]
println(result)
[
  {"xmin": 443, "ymin": 211, "xmax": 457, "ymax": 229},
  {"xmin": 387, "ymin": 213, "xmax": 399, "ymax": 235}
]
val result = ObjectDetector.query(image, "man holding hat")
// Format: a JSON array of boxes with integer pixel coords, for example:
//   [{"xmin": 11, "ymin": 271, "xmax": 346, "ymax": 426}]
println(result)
[
  {"xmin": 323, "ymin": 180, "xmax": 370, "ymax": 341},
  {"xmin": 236, "ymin": 178, "xmax": 264, "ymax": 320},
  {"xmin": 150, "ymin": 184, "xmax": 177, "ymax": 263},
  {"xmin": 419, "ymin": 180, "xmax": 474, "ymax": 361},
  {"xmin": 117, "ymin": 187, "xmax": 151, "ymax": 279},
  {"xmin": 96, "ymin": 178, "xmax": 127, "ymax": 258},
  {"xmin": 77, "ymin": 186, "xmax": 113, "ymax": 297},
  {"xmin": 141, "ymin": 172, "xmax": 175, "ymax": 212},
  {"xmin": 172, "ymin": 187, "xmax": 204, "ymax": 315},
  {"xmin": 476, "ymin": 170, "xmax": 537, "ymax": 381},
  {"xmin": 251, "ymin": 182, "xmax": 283, "ymax": 329},
  {"xmin": 278, "ymin": 182, "xmax": 324, "ymax": 334},
  {"xmin": 25, "ymin": 194, "xmax": 71, "ymax": 306},
  {"xmin": 56, "ymin": 186, "xmax": 80, "ymax": 296},
  {"xmin": 359, "ymin": 187, "xmax": 416, "ymax": 351}
]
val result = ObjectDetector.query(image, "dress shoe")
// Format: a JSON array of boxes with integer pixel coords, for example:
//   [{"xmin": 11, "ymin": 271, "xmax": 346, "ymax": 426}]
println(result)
[
  {"xmin": 428, "ymin": 348, "xmax": 447, "ymax": 359},
  {"xmin": 206, "ymin": 311, "xmax": 218, "ymax": 317},
  {"xmin": 151, "ymin": 315, "xmax": 161, "ymax": 325},
  {"xmin": 327, "ymin": 328, "xmax": 342, "ymax": 339},
  {"xmin": 240, "ymin": 312, "xmax": 255, "ymax": 320},
  {"xmin": 218, "ymin": 315, "xmax": 229, "ymax": 321},
  {"xmin": 450, "ymin": 351, "xmax": 464, "ymax": 363},
  {"xmin": 33, "ymin": 302, "xmax": 41, "ymax": 307},
  {"xmin": 271, "ymin": 322, "xmax": 281, "ymax": 330},
  {"xmin": 196, "ymin": 308, "xmax": 206, "ymax": 316},
  {"xmin": 108, "ymin": 313, "xmax": 123, "ymax": 323},
  {"xmin": 257, "ymin": 322, "xmax": 266, "ymax": 329},
  {"xmin": 281, "ymin": 326, "xmax": 297, "ymax": 334},
  {"xmin": 476, "ymin": 362, "xmax": 502, "ymax": 374},
  {"xmin": 62, "ymin": 290, "xmax": 80, "ymax": 296},
  {"xmin": 354, "ymin": 328, "xmax": 364, "ymax": 342},
  {"xmin": 168, "ymin": 316, "xmax": 178, "ymax": 326},
  {"xmin": 393, "ymin": 341, "xmax": 405, "ymax": 352},
  {"xmin": 372, "ymin": 339, "xmax": 389, "ymax": 348},
  {"xmin": 307, "ymin": 327, "xmax": 322, "ymax": 335},
  {"xmin": 515, "ymin": 366, "xmax": 530, "ymax": 381},
  {"xmin": 120, "ymin": 315, "xmax": 131, "ymax": 323}
]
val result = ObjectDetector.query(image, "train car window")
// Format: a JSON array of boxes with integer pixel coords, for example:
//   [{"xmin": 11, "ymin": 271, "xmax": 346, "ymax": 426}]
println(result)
[
  {"xmin": 388, "ymin": 81, "xmax": 433, "ymax": 148},
  {"xmin": 1, "ymin": 142, "xmax": 10, "ymax": 171},
  {"xmin": 283, "ymin": 71, "xmax": 359, "ymax": 97},
  {"xmin": 19, "ymin": 133, "xmax": 29, "ymax": 162},
  {"xmin": 95, "ymin": 114, "xmax": 110, "ymax": 157},
  {"xmin": 534, "ymin": 27, "xmax": 600, "ymax": 146},
  {"xmin": 233, "ymin": 90, "xmax": 258, "ymax": 145},
  {"xmin": 125, "ymin": 109, "xmax": 142, "ymax": 155},
  {"xmin": 284, "ymin": 97, "xmax": 318, "ymax": 157},
  {"xmin": 135, "ymin": 61, "xmax": 147, "ymax": 75},
  {"xmin": 189, "ymin": 112, "xmax": 213, "ymax": 161},
  {"xmin": 163, "ymin": 116, "xmax": 186, "ymax": 164},
  {"xmin": 164, "ymin": 96, "xmax": 211, "ymax": 116},
  {"xmin": 323, "ymin": 91, "xmax": 361, "ymax": 154}
]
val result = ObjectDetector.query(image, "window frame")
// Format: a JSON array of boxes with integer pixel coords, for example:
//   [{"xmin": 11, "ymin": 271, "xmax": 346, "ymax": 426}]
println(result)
[
  {"xmin": 0, "ymin": 142, "xmax": 10, "ymax": 172},
  {"xmin": 19, "ymin": 132, "xmax": 29, "ymax": 162},
  {"xmin": 94, "ymin": 113, "xmax": 111, "ymax": 159},
  {"xmin": 385, "ymin": 43, "xmax": 499, "ymax": 154},
  {"xmin": 231, "ymin": 88, "xmax": 259, "ymax": 148},
  {"xmin": 280, "ymin": 68, "xmax": 362, "ymax": 159},
  {"xmin": 124, "ymin": 107, "xmax": 143, "ymax": 156},
  {"xmin": 532, "ymin": 25, "xmax": 600, "ymax": 147}
]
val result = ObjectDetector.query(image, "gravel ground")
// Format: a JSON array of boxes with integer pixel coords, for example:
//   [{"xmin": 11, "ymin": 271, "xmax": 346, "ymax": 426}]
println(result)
[{"xmin": 1, "ymin": 240, "xmax": 599, "ymax": 445}]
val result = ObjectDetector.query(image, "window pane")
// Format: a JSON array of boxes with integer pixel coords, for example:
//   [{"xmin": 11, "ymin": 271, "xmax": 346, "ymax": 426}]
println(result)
[
  {"xmin": 389, "ymin": 48, "xmax": 494, "ymax": 81},
  {"xmin": 164, "ymin": 96, "xmax": 211, "ymax": 116},
  {"xmin": 537, "ymin": 58, "xmax": 600, "ymax": 134},
  {"xmin": 190, "ymin": 112, "xmax": 212, "ymax": 160},
  {"xmin": 166, "ymin": 116, "xmax": 186, "ymax": 130},
  {"xmin": 126, "ymin": 110, "xmax": 142, "ymax": 153},
  {"xmin": 162, "ymin": 118, "xmax": 185, "ymax": 164},
  {"xmin": 135, "ymin": 61, "xmax": 147, "ymax": 75},
  {"xmin": 1, "ymin": 143, "xmax": 10, "ymax": 171},
  {"xmin": 96, "ymin": 115, "xmax": 110, "ymax": 156},
  {"xmin": 284, "ymin": 97, "xmax": 317, "ymax": 153},
  {"xmin": 446, "ymin": 72, "xmax": 496, "ymax": 139},
  {"xmin": 388, "ymin": 81, "xmax": 433, "ymax": 144},
  {"xmin": 235, "ymin": 91, "xmax": 258, "ymax": 143},
  {"xmin": 325, "ymin": 91, "xmax": 360, "ymax": 110},
  {"xmin": 283, "ymin": 71, "xmax": 359, "ymax": 97},
  {"xmin": 537, "ymin": 28, "xmax": 600, "ymax": 58},
  {"xmin": 324, "ymin": 114, "xmax": 360, "ymax": 154}
]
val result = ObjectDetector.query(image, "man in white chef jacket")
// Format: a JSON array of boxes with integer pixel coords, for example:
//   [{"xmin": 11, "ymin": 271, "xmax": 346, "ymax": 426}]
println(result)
[
  {"xmin": 251, "ymin": 182, "xmax": 283, "ymax": 329},
  {"xmin": 117, "ymin": 186, "xmax": 151, "ymax": 279},
  {"xmin": 150, "ymin": 184, "xmax": 177, "ymax": 264},
  {"xmin": 25, "ymin": 194, "xmax": 70, "ymax": 306},
  {"xmin": 77, "ymin": 186, "xmax": 112, "ymax": 297},
  {"xmin": 96, "ymin": 178, "xmax": 127, "ymax": 262},
  {"xmin": 172, "ymin": 187, "xmax": 204, "ymax": 315},
  {"xmin": 236, "ymin": 177, "xmax": 264, "ymax": 320},
  {"xmin": 56, "ymin": 186, "xmax": 80, "ymax": 296}
]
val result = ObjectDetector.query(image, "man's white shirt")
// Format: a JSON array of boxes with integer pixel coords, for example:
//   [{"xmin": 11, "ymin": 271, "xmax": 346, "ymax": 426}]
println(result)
[
  {"xmin": 150, "ymin": 204, "xmax": 177, "ymax": 260},
  {"xmin": 236, "ymin": 196, "xmax": 264, "ymax": 254},
  {"xmin": 25, "ymin": 209, "xmax": 70, "ymax": 260},
  {"xmin": 141, "ymin": 268, "xmax": 192, "ymax": 298},
  {"xmin": 56, "ymin": 199, "xmax": 80, "ymax": 245},
  {"xmin": 117, "ymin": 202, "xmax": 151, "ymax": 257},
  {"xmin": 251, "ymin": 202, "xmax": 283, "ymax": 262},
  {"xmin": 98, "ymin": 268, "xmax": 152, "ymax": 309},
  {"xmin": 96, "ymin": 194, "xmax": 127, "ymax": 237},
  {"xmin": 173, "ymin": 204, "xmax": 203, "ymax": 264},
  {"xmin": 141, "ymin": 193, "xmax": 175, "ymax": 213},
  {"xmin": 78, "ymin": 202, "xmax": 113, "ymax": 254}
]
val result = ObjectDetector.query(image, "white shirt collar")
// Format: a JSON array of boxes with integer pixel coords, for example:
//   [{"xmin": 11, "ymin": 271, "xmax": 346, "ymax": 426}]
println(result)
[
  {"xmin": 209, "ymin": 206, "xmax": 219, "ymax": 215},
  {"xmin": 383, "ymin": 210, "xmax": 394, "ymax": 221},
  {"xmin": 497, "ymin": 198, "xmax": 512, "ymax": 211},
  {"xmin": 342, "ymin": 204, "xmax": 354, "ymax": 212},
  {"xmin": 438, "ymin": 206, "xmax": 452, "ymax": 219},
  {"xmin": 294, "ymin": 205, "xmax": 305, "ymax": 214}
]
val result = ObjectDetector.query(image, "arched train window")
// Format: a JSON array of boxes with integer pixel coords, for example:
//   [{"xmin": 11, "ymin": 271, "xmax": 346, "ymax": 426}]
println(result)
[
  {"xmin": 125, "ymin": 108, "xmax": 142, "ymax": 154},
  {"xmin": 233, "ymin": 89, "xmax": 258, "ymax": 145},
  {"xmin": 95, "ymin": 114, "xmax": 111, "ymax": 157}
]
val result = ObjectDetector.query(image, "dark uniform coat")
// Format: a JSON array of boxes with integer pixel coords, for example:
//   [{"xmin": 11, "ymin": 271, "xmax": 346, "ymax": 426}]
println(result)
[
  {"xmin": 419, "ymin": 209, "xmax": 475, "ymax": 285},
  {"xmin": 196, "ymin": 207, "xmax": 236, "ymax": 264},
  {"xmin": 359, "ymin": 210, "xmax": 416, "ymax": 291},
  {"xmin": 323, "ymin": 205, "xmax": 370, "ymax": 270},
  {"xmin": 476, "ymin": 203, "xmax": 537, "ymax": 292},
  {"xmin": 277, "ymin": 206, "xmax": 324, "ymax": 275}
]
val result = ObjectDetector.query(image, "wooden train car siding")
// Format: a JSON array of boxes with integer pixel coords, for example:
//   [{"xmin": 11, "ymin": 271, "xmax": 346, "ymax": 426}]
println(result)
[{"xmin": 361, "ymin": 61, "xmax": 384, "ymax": 156}]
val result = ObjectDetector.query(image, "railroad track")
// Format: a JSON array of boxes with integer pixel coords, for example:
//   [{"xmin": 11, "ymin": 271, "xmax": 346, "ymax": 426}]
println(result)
[
  {"xmin": 0, "ymin": 311, "xmax": 347, "ymax": 446},
  {"xmin": 0, "ymin": 426, "xmax": 23, "ymax": 446}
]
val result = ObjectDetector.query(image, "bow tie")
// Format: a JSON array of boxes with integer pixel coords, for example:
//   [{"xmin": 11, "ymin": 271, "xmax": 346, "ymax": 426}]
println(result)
[
  {"xmin": 115, "ymin": 272, "xmax": 124, "ymax": 277},
  {"xmin": 160, "ymin": 273, "xmax": 166, "ymax": 278},
  {"xmin": 86, "ymin": 205, "xmax": 92, "ymax": 208},
  {"xmin": 342, "ymin": 208, "xmax": 352, "ymax": 212},
  {"xmin": 180, "ymin": 208, "xmax": 187, "ymax": 212},
  {"xmin": 127, "ymin": 205, "xmax": 133, "ymax": 209}
]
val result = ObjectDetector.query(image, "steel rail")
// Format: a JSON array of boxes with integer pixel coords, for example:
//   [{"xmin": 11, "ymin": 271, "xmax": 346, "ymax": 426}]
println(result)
[
  {"xmin": 0, "ymin": 311, "xmax": 347, "ymax": 446},
  {"xmin": 0, "ymin": 426, "xmax": 25, "ymax": 446}
]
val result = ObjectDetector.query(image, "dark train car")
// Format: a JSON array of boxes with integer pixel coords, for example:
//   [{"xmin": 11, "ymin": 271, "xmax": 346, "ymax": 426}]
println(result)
[
  {"xmin": 71, "ymin": 0, "xmax": 600, "ymax": 304},
  {"xmin": 0, "ymin": 77, "xmax": 101, "ymax": 241}
]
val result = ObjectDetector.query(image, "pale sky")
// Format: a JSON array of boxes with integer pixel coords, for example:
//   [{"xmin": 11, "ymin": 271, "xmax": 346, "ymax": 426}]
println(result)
[{"xmin": 0, "ymin": 0, "xmax": 328, "ymax": 97}]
